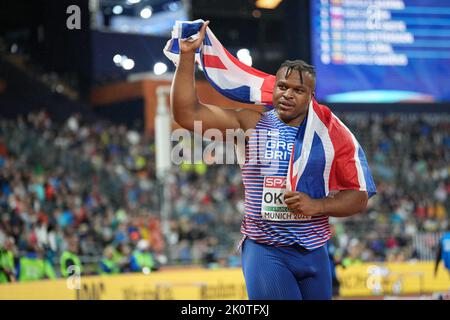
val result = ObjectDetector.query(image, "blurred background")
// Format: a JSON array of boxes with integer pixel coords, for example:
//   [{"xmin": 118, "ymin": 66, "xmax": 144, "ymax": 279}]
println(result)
[{"xmin": 0, "ymin": 0, "xmax": 449, "ymax": 300}]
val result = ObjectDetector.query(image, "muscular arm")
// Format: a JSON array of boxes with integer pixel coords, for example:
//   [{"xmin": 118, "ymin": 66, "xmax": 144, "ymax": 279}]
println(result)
[
  {"xmin": 321, "ymin": 190, "xmax": 368, "ymax": 217},
  {"xmin": 170, "ymin": 21, "xmax": 260, "ymax": 135},
  {"xmin": 285, "ymin": 190, "xmax": 368, "ymax": 218}
]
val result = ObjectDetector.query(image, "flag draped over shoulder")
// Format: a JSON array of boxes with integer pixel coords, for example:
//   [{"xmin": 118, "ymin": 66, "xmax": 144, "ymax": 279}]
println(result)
[{"xmin": 164, "ymin": 20, "xmax": 376, "ymax": 198}]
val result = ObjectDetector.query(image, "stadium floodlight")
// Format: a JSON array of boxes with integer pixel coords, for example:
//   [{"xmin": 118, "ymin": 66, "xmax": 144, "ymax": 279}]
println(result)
[
  {"xmin": 153, "ymin": 62, "xmax": 168, "ymax": 75},
  {"xmin": 112, "ymin": 5, "xmax": 123, "ymax": 15},
  {"xmin": 55, "ymin": 84, "xmax": 64, "ymax": 93},
  {"xmin": 127, "ymin": 0, "xmax": 141, "ymax": 4},
  {"xmin": 167, "ymin": 1, "xmax": 181, "ymax": 12},
  {"xmin": 256, "ymin": 0, "xmax": 283, "ymax": 9},
  {"xmin": 140, "ymin": 6, "xmax": 153, "ymax": 19},
  {"xmin": 10, "ymin": 43, "xmax": 18, "ymax": 54},
  {"xmin": 237, "ymin": 48, "xmax": 252, "ymax": 66},
  {"xmin": 122, "ymin": 58, "xmax": 135, "ymax": 70},
  {"xmin": 113, "ymin": 54, "xmax": 123, "ymax": 65}
]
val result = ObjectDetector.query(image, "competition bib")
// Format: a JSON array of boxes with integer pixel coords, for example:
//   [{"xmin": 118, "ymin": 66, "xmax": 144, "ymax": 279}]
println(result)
[{"xmin": 261, "ymin": 176, "xmax": 311, "ymax": 221}]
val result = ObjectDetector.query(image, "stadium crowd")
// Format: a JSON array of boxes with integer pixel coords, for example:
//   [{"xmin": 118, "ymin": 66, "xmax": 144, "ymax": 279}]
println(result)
[{"xmin": 0, "ymin": 110, "xmax": 449, "ymax": 282}]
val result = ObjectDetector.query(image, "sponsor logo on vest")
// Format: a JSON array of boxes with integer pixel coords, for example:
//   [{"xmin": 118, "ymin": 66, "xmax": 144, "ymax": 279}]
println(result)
[{"xmin": 261, "ymin": 176, "xmax": 311, "ymax": 221}]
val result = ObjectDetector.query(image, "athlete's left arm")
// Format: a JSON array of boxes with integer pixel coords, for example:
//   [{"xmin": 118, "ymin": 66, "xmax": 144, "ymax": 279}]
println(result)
[{"xmin": 284, "ymin": 190, "xmax": 368, "ymax": 217}]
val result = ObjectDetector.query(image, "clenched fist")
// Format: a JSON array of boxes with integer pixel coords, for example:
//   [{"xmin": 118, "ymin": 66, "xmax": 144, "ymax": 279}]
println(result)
[
  {"xmin": 284, "ymin": 191, "xmax": 325, "ymax": 216},
  {"xmin": 179, "ymin": 20, "xmax": 209, "ymax": 54}
]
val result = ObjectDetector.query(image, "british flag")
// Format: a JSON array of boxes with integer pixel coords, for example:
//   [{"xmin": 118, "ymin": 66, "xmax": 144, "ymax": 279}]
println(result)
[
  {"xmin": 164, "ymin": 19, "xmax": 275, "ymax": 105},
  {"xmin": 287, "ymin": 99, "xmax": 376, "ymax": 198},
  {"xmin": 164, "ymin": 20, "xmax": 376, "ymax": 198}
]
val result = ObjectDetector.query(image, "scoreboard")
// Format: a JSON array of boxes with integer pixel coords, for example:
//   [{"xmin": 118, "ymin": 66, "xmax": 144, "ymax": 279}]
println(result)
[{"xmin": 311, "ymin": 0, "xmax": 450, "ymax": 103}]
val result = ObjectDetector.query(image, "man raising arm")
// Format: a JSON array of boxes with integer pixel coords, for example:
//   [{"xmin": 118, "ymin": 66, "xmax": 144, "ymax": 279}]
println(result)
[
  {"xmin": 168, "ymin": 20, "xmax": 375, "ymax": 300},
  {"xmin": 170, "ymin": 20, "xmax": 260, "ymax": 136}
]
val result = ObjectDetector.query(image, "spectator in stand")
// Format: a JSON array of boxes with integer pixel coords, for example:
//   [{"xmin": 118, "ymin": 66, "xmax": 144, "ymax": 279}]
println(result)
[
  {"xmin": 113, "ymin": 242, "xmax": 132, "ymax": 273},
  {"xmin": 0, "ymin": 237, "xmax": 16, "ymax": 283},
  {"xmin": 16, "ymin": 244, "xmax": 56, "ymax": 282},
  {"xmin": 130, "ymin": 240, "xmax": 158, "ymax": 273},
  {"xmin": 60, "ymin": 235, "xmax": 82, "ymax": 278},
  {"xmin": 98, "ymin": 245, "xmax": 120, "ymax": 275},
  {"xmin": 434, "ymin": 228, "xmax": 450, "ymax": 277}
]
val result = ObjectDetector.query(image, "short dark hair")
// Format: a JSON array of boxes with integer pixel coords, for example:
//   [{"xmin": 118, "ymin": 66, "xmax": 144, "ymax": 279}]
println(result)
[{"xmin": 279, "ymin": 60, "xmax": 316, "ymax": 85}]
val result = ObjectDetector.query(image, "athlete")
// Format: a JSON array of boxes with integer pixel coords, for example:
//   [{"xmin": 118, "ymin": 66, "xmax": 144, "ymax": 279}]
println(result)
[
  {"xmin": 434, "ymin": 230, "xmax": 450, "ymax": 277},
  {"xmin": 170, "ymin": 21, "xmax": 375, "ymax": 300}
]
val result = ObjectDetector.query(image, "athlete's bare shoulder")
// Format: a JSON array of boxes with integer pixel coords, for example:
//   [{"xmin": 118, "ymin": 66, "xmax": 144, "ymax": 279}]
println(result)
[{"xmin": 235, "ymin": 108, "xmax": 264, "ymax": 131}]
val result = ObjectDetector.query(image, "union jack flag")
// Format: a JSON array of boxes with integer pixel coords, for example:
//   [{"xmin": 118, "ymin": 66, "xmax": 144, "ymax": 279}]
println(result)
[
  {"xmin": 164, "ymin": 20, "xmax": 376, "ymax": 198},
  {"xmin": 164, "ymin": 19, "xmax": 275, "ymax": 104},
  {"xmin": 288, "ymin": 99, "xmax": 376, "ymax": 198}
]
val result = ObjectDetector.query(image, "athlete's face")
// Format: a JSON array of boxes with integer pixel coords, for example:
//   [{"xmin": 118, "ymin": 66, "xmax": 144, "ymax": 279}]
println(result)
[{"xmin": 273, "ymin": 67, "xmax": 315, "ymax": 126}]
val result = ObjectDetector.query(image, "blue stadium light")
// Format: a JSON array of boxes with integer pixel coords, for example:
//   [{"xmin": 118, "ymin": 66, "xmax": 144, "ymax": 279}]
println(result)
[
  {"xmin": 167, "ymin": 1, "xmax": 181, "ymax": 12},
  {"xmin": 112, "ymin": 5, "xmax": 123, "ymax": 15},
  {"xmin": 140, "ymin": 6, "xmax": 153, "ymax": 19}
]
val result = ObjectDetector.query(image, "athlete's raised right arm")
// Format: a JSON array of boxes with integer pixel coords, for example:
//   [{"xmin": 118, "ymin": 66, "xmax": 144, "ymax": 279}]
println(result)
[{"xmin": 170, "ymin": 21, "xmax": 259, "ymax": 134}]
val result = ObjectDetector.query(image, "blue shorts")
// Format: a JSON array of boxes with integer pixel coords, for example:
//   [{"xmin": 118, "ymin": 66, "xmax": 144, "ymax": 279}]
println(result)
[{"xmin": 241, "ymin": 238, "xmax": 332, "ymax": 300}]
